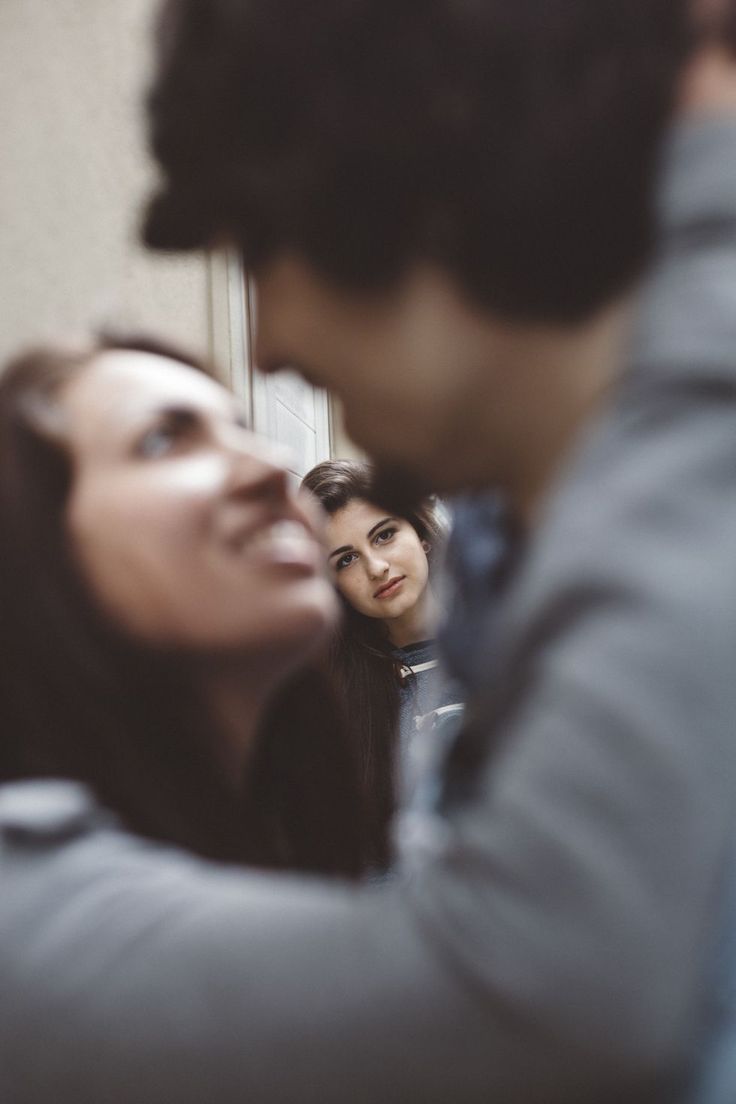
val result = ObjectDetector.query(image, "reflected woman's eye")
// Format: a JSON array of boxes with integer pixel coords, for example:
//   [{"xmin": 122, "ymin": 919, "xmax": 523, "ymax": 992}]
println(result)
[
  {"xmin": 335, "ymin": 550, "xmax": 359, "ymax": 572},
  {"xmin": 374, "ymin": 526, "xmax": 397, "ymax": 545},
  {"xmin": 135, "ymin": 409, "xmax": 199, "ymax": 459}
]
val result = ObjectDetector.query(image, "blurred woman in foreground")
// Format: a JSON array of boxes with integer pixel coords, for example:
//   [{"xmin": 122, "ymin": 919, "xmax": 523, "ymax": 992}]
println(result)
[{"xmin": 0, "ymin": 336, "xmax": 368, "ymax": 876}]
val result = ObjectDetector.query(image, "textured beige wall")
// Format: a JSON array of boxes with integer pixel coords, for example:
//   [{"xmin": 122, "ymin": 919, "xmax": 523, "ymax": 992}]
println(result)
[{"xmin": 0, "ymin": 0, "xmax": 210, "ymax": 363}]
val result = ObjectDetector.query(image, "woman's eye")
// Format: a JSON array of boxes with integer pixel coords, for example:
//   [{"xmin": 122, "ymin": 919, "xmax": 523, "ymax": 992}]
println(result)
[
  {"xmin": 336, "ymin": 551, "xmax": 358, "ymax": 571},
  {"xmin": 136, "ymin": 426, "xmax": 177, "ymax": 459},
  {"xmin": 135, "ymin": 412, "xmax": 197, "ymax": 458},
  {"xmin": 374, "ymin": 527, "xmax": 397, "ymax": 545}
]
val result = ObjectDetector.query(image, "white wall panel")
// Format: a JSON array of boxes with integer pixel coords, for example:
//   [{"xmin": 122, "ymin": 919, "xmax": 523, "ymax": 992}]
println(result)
[{"xmin": 240, "ymin": 278, "xmax": 332, "ymax": 476}]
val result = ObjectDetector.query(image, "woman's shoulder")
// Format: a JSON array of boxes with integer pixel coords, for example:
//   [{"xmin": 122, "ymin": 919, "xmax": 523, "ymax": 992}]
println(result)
[
  {"xmin": 393, "ymin": 639, "xmax": 438, "ymax": 676},
  {"xmin": 0, "ymin": 778, "xmax": 364, "ymax": 1101},
  {"xmin": 0, "ymin": 778, "xmax": 237, "ymax": 921},
  {"xmin": 0, "ymin": 778, "xmax": 109, "ymax": 843}
]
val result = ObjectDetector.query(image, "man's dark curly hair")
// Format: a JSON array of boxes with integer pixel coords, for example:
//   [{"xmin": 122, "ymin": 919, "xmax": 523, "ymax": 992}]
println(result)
[{"xmin": 144, "ymin": 0, "xmax": 695, "ymax": 323}]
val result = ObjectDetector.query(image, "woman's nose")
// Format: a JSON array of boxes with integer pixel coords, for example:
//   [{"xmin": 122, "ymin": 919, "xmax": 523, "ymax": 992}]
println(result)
[
  {"xmin": 223, "ymin": 427, "xmax": 296, "ymax": 501},
  {"xmin": 365, "ymin": 552, "xmax": 390, "ymax": 579}
]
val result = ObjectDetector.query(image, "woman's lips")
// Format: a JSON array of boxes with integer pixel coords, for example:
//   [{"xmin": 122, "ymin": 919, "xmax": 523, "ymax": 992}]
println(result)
[
  {"xmin": 374, "ymin": 575, "xmax": 405, "ymax": 599},
  {"xmin": 231, "ymin": 520, "xmax": 322, "ymax": 573}
]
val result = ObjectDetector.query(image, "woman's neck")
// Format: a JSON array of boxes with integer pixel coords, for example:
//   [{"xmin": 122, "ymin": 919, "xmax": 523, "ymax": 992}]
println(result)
[
  {"xmin": 385, "ymin": 586, "xmax": 440, "ymax": 649},
  {"xmin": 203, "ymin": 657, "xmax": 286, "ymax": 780}
]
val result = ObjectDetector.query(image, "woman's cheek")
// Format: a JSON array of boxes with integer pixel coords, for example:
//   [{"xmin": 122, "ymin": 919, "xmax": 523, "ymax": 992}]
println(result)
[{"xmin": 337, "ymin": 575, "xmax": 368, "ymax": 614}]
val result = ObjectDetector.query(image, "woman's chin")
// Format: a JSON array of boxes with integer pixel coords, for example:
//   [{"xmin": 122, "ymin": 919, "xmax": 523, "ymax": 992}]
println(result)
[
  {"xmin": 163, "ymin": 583, "xmax": 339, "ymax": 665},
  {"xmin": 265, "ymin": 587, "xmax": 340, "ymax": 660}
]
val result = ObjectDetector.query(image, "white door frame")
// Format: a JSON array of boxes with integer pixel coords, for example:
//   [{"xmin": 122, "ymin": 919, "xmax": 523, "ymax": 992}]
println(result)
[{"xmin": 208, "ymin": 248, "xmax": 333, "ymax": 472}]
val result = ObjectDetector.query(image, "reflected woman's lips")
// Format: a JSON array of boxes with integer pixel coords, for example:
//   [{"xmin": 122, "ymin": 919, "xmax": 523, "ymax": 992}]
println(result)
[{"xmin": 374, "ymin": 575, "xmax": 405, "ymax": 599}]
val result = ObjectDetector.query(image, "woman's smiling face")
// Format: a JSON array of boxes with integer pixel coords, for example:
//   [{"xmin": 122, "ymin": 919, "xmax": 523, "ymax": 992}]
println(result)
[
  {"xmin": 62, "ymin": 349, "xmax": 338, "ymax": 656},
  {"xmin": 325, "ymin": 499, "xmax": 430, "ymax": 624}
]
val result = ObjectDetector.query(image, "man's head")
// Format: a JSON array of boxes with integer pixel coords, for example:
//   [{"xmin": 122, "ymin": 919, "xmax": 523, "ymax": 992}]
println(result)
[
  {"xmin": 146, "ymin": 0, "xmax": 693, "ymax": 320},
  {"xmin": 144, "ymin": 0, "xmax": 695, "ymax": 504}
]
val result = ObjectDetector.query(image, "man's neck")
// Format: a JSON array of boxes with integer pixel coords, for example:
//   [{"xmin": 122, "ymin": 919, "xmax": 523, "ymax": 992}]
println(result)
[
  {"xmin": 476, "ymin": 300, "xmax": 631, "ymax": 530},
  {"xmin": 679, "ymin": 42, "xmax": 736, "ymax": 116}
]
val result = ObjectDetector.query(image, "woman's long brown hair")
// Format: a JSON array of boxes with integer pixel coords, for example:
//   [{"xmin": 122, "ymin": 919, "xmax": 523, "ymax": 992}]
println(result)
[
  {"xmin": 0, "ymin": 336, "xmax": 368, "ymax": 878},
  {"xmin": 302, "ymin": 458, "xmax": 447, "ymax": 869}
]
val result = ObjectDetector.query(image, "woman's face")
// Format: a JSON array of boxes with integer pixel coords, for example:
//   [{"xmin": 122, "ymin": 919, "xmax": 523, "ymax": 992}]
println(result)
[
  {"xmin": 325, "ymin": 499, "xmax": 430, "ymax": 623},
  {"xmin": 62, "ymin": 350, "xmax": 338, "ymax": 656}
]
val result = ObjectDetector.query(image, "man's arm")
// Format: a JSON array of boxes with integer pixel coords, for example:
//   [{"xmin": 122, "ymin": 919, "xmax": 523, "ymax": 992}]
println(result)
[
  {"xmin": 5, "ymin": 118, "xmax": 736, "ymax": 1104},
  {"xmin": 6, "ymin": 316, "xmax": 736, "ymax": 1104}
]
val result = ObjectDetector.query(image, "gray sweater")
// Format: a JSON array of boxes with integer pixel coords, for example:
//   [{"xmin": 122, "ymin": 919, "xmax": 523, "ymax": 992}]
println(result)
[
  {"xmin": 393, "ymin": 638, "xmax": 464, "ymax": 804},
  {"xmin": 2, "ymin": 117, "xmax": 736, "ymax": 1104}
]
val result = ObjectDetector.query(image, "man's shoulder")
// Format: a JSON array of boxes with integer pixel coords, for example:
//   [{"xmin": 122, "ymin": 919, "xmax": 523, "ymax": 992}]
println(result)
[{"xmin": 630, "ymin": 116, "xmax": 736, "ymax": 381}]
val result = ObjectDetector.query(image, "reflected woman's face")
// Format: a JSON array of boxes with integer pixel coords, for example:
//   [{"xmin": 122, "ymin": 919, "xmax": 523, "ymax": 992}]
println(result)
[{"xmin": 62, "ymin": 350, "xmax": 338, "ymax": 655}]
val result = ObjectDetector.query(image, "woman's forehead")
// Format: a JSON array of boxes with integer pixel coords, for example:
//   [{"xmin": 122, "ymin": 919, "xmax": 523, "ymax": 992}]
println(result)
[
  {"xmin": 327, "ymin": 499, "xmax": 395, "ymax": 539},
  {"xmin": 61, "ymin": 350, "xmax": 236, "ymax": 442},
  {"xmin": 75, "ymin": 349, "xmax": 230, "ymax": 410}
]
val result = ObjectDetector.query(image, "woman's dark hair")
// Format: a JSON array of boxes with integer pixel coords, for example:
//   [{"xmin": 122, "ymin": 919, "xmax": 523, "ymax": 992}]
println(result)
[
  {"xmin": 145, "ymin": 0, "xmax": 695, "ymax": 323},
  {"xmin": 0, "ymin": 336, "xmax": 368, "ymax": 878},
  {"xmin": 302, "ymin": 459, "xmax": 446, "ymax": 867}
]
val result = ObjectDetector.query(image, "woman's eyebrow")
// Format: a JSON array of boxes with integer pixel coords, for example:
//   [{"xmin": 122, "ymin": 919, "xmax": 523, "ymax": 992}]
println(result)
[
  {"xmin": 328, "ymin": 518, "xmax": 396, "ymax": 560},
  {"xmin": 124, "ymin": 404, "xmax": 210, "ymax": 447},
  {"xmin": 143, "ymin": 402, "xmax": 237, "ymax": 427},
  {"xmin": 102, "ymin": 401, "xmax": 195, "ymax": 442},
  {"xmin": 132, "ymin": 402, "xmax": 199, "ymax": 424},
  {"xmin": 156, "ymin": 403, "xmax": 197, "ymax": 418},
  {"xmin": 366, "ymin": 517, "xmax": 395, "ymax": 539}
]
